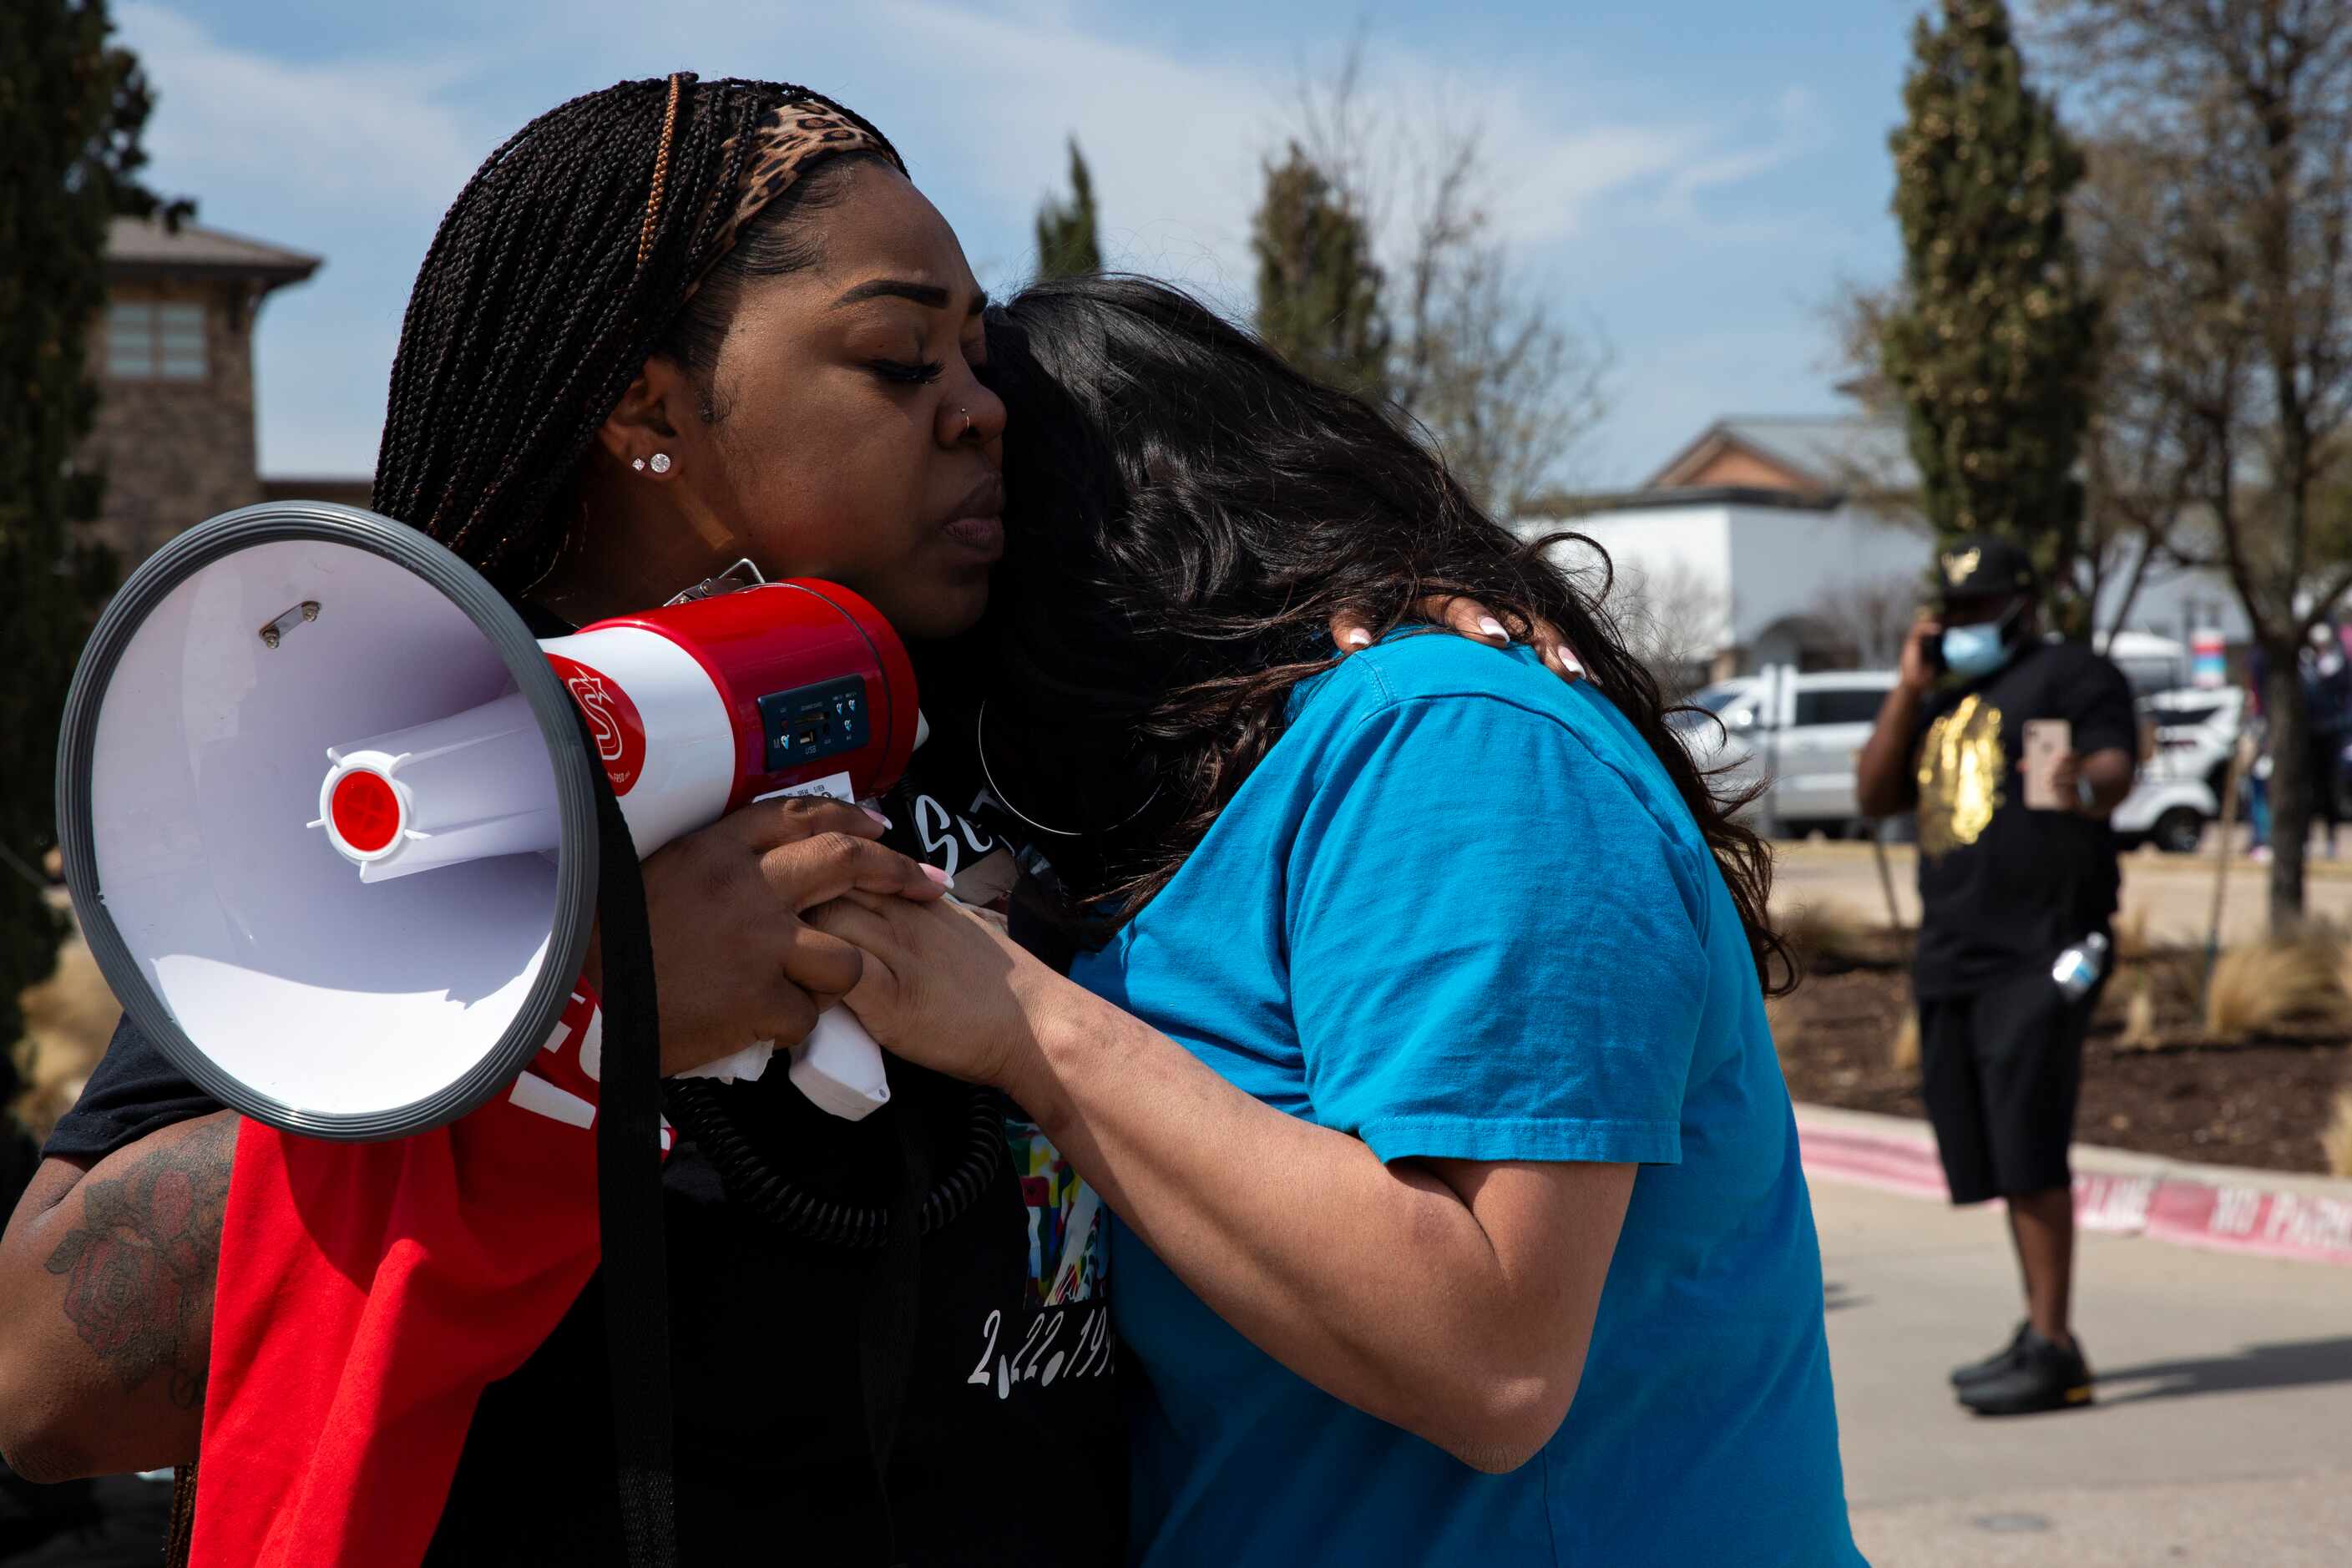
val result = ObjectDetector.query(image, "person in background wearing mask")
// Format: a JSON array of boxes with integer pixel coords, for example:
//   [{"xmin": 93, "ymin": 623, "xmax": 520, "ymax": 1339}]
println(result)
[{"xmin": 1855, "ymin": 534, "xmax": 2137, "ymax": 1417}]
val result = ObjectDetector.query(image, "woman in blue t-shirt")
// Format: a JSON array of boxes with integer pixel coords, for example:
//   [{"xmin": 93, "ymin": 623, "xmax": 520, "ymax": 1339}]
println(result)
[{"xmin": 812, "ymin": 276, "xmax": 1867, "ymax": 1566}]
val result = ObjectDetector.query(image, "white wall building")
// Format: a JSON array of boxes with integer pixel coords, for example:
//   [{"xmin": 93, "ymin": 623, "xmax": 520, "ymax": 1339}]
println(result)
[
  {"xmin": 1526, "ymin": 488, "xmax": 1931, "ymax": 675},
  {"xmin": 1542, "ymin": 413, "xmax": 2255, "ymax": 678}
]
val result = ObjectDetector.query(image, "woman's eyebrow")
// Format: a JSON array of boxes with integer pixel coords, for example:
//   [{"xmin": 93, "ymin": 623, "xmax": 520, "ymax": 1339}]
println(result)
[{"xmin": 832, "ymin": 279, "xmax": 990, "ymax": 316}]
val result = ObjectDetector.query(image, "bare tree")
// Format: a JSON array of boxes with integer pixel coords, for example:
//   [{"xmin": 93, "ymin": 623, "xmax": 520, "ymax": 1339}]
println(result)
[
  {"xmin": 2036, "ymin": 0, "xmax": 2352, "ymax": 928},
  {"xmin": 1288, "ymin": 41, "xmax": 1611, "ymax": 518},
  {"xmin": 2060, "ymin": 135, "xmax": 2225, "ymax": 642},
  {"xmin": 1611, "ymin": 559, "xmax": 1729, "ymax": 698},
  {"xmin": 1824, "ymin": 259, "xmax": 2196, "ymax": 643},
  {"xmin": 1807, "ymin": 574, "xmax": 1922, "ymax": 669}
]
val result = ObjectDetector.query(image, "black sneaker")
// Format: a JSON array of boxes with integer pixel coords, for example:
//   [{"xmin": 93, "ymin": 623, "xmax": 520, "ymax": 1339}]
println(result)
[
  {"xmin": 1959, "ymin": 1328, "xmax": 2093, "ymax": 1416},
  {"xmin": 1949, "ymin": 1321, "xmax": 2031, "ymax": 1389}
]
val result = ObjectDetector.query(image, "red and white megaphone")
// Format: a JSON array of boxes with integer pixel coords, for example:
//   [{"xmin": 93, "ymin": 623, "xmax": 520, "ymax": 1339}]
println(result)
[{"xmin": 56, "ymin": 502, "xmax": 920, "ymax": 1140}]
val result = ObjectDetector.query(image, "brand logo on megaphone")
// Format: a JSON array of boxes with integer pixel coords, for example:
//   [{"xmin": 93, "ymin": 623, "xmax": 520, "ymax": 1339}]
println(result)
[{"xmin": 546, "ymin": 653, "xmax": 646, "ymax": 795}]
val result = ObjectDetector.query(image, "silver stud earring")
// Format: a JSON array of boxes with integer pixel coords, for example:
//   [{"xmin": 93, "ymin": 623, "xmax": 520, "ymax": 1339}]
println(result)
[
  {"xmin": 631, "ymin": 458, "xmax": 645, "ymax": 472},
  {"xmin": 648, "ymin": 453, "xmax": 673, "ymax": 474}
]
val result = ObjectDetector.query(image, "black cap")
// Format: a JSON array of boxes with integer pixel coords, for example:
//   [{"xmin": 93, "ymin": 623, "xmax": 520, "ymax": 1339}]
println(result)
[{"xmin": 1935, "ymin": 534, "xmax": 2036, "ymax": 604}]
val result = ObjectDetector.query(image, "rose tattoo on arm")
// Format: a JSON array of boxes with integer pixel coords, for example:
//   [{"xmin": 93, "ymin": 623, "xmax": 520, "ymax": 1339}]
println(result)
[{"xmin": 43, "ymin": 1117, "xmax": 235, "ymax": 1410}]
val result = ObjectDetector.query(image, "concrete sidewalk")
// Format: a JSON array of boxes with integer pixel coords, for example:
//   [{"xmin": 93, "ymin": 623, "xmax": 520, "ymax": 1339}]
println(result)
[{"xmin": 1814, "ymin": 1176, "xmax": 2352, "ymax": 1565}]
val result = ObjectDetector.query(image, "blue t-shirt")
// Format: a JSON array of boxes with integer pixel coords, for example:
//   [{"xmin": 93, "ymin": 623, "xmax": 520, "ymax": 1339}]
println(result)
[{"xmin": 1072, "ymin": 635, "xmax": 1862, "ymax": 1567}]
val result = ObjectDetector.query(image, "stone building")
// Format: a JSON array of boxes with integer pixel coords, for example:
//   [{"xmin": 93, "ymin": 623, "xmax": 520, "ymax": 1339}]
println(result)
[{"xmin": 86, "ymin": 216, "xmax": 368, "ymax": 568}]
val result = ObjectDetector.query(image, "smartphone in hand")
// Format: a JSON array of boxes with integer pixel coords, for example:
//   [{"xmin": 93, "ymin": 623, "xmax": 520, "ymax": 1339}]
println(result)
[{"xmin": 2021, "ymin": 718, "xmax": 2071, "ymax": 811}]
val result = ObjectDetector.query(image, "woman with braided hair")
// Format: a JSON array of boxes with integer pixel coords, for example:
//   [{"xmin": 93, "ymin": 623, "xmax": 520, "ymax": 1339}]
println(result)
[{"xmin": 1, "ymin": 74, "xmax": 1088, "ymax": 1566}]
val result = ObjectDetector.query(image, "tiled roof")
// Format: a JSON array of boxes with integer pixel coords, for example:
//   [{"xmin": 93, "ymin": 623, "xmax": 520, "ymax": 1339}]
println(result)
[
  {"xmin": 1712, "ymin": 417, "xmax": 1917, "ymax": 491},
  {"xmin": 104, "ymin": 217, "xmax": 320, "ymax": 285},
  {"xmin": 1645, "ymin": 414, "xmax": 1919, "ymax": 494}
]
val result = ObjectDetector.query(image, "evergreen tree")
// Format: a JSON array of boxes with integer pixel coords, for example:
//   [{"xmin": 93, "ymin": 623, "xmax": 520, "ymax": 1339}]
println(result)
[
  {"xmin": 1034, "ymin": 137, "xmax": 1102, "ymax": 279},
  {"xmin": 0, "ymin": 0, "xmax": 182, "ymax": 1065},
  {"xmin": 1880, "ymin": 0, "xmax": 2098, "ymax": 628},
  {"xmin": 1251, "ymin": 143, "xmax": 1389, "ymax": 402}
]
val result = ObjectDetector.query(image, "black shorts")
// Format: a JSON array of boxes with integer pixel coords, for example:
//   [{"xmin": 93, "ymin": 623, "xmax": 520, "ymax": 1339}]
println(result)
[{"xmin": 1917, "ymin": 966, "xmax": 2095, "ymax": 1205}]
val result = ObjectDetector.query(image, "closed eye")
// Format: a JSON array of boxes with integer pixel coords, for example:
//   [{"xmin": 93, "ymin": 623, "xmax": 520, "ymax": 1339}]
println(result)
[{"xmin": 868, "ymin": 358, "xmax": 943, "ymax": 386}]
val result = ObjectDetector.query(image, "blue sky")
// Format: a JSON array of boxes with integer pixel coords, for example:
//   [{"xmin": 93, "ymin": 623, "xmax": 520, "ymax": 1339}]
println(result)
[{"xmin": 119, "ymin": 0, "xmax": 1928, "ymax": 487}]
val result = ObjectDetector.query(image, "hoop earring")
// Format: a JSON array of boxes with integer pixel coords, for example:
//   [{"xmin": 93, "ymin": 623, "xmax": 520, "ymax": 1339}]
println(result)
[{"xmin": 974, "ymin": 699, "xmax": 1161, "ymax": 839}]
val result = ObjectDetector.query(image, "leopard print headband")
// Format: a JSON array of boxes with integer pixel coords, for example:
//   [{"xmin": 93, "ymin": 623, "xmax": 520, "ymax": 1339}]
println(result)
[{"xmin": 640, "ymin": 73, "xmax": 906, "ymax": 303}]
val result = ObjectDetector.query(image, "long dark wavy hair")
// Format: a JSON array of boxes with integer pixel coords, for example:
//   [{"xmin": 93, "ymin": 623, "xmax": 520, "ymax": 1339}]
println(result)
[{"xmin": 980, "ymin": 274, "xmax": 1793, "ymax": 994}]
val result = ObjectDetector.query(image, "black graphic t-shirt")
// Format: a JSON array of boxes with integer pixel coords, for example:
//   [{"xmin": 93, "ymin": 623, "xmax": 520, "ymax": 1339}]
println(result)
[
  {"xmin": 43, "ymin": 770, "xmax": 1120, "ymax": 1566},
  {"xmin": 1907, "ymin": 640, "xmax": 2137, "ymax": 997}
]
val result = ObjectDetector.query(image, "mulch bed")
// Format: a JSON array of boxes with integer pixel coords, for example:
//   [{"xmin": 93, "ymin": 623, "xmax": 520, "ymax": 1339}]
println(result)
[{"xmin": 1771, "ymin": 942, "xmax": 2352, "ymax": 1177}]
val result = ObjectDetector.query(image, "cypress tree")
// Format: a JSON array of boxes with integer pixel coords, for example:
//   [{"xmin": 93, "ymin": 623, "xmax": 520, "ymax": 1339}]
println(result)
[
  {"xmin": 1034, "ymin": 137, "xmax": 1102, "ymax": 279},
  {"xmin": 0, "ymin": 0, "xmax": 181, "ymax": 1066},
  {"xmin": 1880, "ymin": 0, "xmax": 2097, "ymax": 627},
  {"xmin": 1251, "ymin": 143, "xmax": 1388, "ymax": 402}
]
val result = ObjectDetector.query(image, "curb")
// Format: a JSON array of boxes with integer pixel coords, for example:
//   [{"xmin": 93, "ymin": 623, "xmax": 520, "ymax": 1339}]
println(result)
[{"xmin": 1794, "ymin": 1104, "xmax": 2352, "ymax": 1268}]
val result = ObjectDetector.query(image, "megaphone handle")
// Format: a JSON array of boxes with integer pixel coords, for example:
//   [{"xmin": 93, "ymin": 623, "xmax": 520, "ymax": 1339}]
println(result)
[{"xmin": 788, "ymin": 1009, "xmax": 893, "ymax": 1120}]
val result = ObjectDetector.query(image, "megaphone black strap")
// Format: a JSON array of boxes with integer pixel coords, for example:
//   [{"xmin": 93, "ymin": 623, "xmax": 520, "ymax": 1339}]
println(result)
[
  {"xmin": 580, "ymin": 717, "xmax": 680, "ymax": 1568},
  {"xmin": 858, "ymin": 1100, "xmax": 929, "ymax": 1561},
  {"xmin": 660, "ymin": 1078, "xmax": 1006, "ymax": 1250}
]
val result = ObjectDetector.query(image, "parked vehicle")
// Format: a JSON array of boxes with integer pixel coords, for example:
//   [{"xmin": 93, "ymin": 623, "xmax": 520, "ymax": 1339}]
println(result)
[
  {"xmin": 2105, "ymin": 685, "xmax": 2260, "ymax": 853},
  {"xmin": 1673, "ymin": 667, "xmax": 1897, "ymax": 838},
  {"xmin": 1672, "ymin": 670, "xmax": 2252, "ymax": 852}
]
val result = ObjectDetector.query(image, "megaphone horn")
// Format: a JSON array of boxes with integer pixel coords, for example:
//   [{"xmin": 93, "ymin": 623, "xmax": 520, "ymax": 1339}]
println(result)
[{"xmin": 57, "ymin": 503, "xmax": 918, "ymax": 1140}]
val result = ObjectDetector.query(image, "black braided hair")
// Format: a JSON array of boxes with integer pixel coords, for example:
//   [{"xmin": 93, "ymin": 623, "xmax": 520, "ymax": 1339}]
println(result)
[{"xmin": 371, "ymin": 75, "xmax": 904, "ymax": 596}]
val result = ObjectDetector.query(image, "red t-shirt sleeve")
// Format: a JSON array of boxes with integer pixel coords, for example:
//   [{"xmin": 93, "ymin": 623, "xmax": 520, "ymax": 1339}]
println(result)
[{"xmin": 192, "ymin": 982, "xmax": 666, "ymax": 1567}]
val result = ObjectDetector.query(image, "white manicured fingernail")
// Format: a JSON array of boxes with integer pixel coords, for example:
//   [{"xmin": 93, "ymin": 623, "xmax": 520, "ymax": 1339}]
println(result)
[
  {"xmin": 1341, "ymin": 628, "xmax": 1373, "ymax": 650},
  {"xmin": 863, "ymin": 807, "xmax": 893, "ymax": 830},
  {"xmin": 921, "ymin": 863, "xmax": 954, "ymax": 890},
  {"xmin": 1477, "ymin": 616, "xmax": 1509, "ymax": 640}
]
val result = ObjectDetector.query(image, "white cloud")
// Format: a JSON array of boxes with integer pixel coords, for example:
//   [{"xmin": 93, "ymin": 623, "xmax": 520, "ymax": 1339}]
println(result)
[
  {"xmin": 857, "ymin": 0, "xmax": 1275, "ymax": 305},
  {"xmin": 110, "ymin": 0, "xmax": 1849, "ymax": 481},
  {"xmin": 514, "ymin": 0, "xmax": 1814, "ymax": 300},
  {"xmin": 826, "ymin": 3, "xmax": 1834, "ymax": 331},
  {"xmin": 1648, "ymin": 84, "xmax": 1833, "ymax": 236},
  {"xmin": 114, "ymin": 3, "xmax": 483, "ymax": 220}
]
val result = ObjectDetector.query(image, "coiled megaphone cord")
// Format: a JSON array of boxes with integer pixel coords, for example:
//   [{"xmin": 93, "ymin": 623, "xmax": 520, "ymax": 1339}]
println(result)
[{"xmin": 661, "ymin": 1077, "xmax": 1006, "ymax": 1250}]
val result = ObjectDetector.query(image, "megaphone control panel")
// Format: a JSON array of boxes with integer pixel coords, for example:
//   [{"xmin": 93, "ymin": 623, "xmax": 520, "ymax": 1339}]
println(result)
[{"xmin": 758, "ymin": 675, "xmax": 870, "ymax": 771}]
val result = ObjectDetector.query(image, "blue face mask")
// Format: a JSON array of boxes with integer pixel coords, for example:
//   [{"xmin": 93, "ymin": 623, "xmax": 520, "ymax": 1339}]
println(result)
[{"xmin": 1941, "ymin": 613, "xmax": 2016, "ymax": 678}]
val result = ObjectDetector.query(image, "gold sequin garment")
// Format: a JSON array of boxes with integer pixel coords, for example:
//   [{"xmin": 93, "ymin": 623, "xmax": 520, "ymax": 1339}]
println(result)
[{"xmin": 1916, "ymin": 693, "xmax": 2006, "ymax": 857}]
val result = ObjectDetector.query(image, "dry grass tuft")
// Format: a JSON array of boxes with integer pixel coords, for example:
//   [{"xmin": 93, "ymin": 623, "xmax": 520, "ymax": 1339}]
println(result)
[
  {"xmin": 1782, "ymin": 900, "xmax": 1904, "ymax": 974},
  {"xmin": 2205, "ymin": 928, "xmax": 2352, "ymax": 1043},
  {"xmin": 1889, "ymin": 1013, "xmax": 1920, "ymax": 1074},
  {"xmin": 12, "ymin": 932, "xmax": 120, "ymax": 1143},
  {"xmin": 2117, "ymin": 979, "xmax": 2163, "ymax": 1051},
  {"xmin": 2112, "ymin": 903, "xmax": 2153, "ymax": 964},
  {"xmin": 2324, "ymin": 1090, "xmax": 2352, "ymax": 1180}
]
